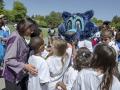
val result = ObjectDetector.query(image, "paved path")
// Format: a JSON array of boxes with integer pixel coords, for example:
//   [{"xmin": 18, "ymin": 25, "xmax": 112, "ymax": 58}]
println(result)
[{"xmin": 0, "ymin": 78, "xmax": 5, "ymax": 90}]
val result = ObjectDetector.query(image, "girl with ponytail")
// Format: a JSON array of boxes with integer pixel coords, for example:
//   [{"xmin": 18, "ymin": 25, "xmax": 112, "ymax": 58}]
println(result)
[{"xmin": 72, "ymin": 43, "xmax": 120, "ymax": 90}]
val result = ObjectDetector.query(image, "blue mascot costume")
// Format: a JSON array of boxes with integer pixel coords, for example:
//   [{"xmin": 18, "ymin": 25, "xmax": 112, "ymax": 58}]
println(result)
[{"xmin": 58, "ymin": 10, "xmax": 99, "ymax": 43}]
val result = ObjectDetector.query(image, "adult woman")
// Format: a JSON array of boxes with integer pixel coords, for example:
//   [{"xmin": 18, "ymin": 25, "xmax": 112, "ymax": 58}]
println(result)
[{"xmin": 3, "ymin": 18, "xmax": 38, "ymax": 90}]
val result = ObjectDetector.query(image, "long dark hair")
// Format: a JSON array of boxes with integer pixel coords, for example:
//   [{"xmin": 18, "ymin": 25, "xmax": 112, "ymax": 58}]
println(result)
[
  {"xmin": 74, "ymin": 47, "xmax": 92, "ymax": 71},
  {"xmin": 91, "ymin": 43, "xmax": 116, "ymax": 90},
  {"xmin": 17, "ymin": 17, "xmax": 39, "ymax": 36}
]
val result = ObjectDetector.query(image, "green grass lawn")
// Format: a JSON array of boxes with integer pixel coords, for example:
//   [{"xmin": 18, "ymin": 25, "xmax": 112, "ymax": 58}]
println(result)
[
  {"xmin": 41, "ymin": 28, "xmax": 49, "ymax": 38},
  {"xmin": 8, "ymin": 24, "xmax": 16, "ymax": 33},
  {"xmin": 41, "ymin": 28, "xmax": 58, "ymax": 38}
]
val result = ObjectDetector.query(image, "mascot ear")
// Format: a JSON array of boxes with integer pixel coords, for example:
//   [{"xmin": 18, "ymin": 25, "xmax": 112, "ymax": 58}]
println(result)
[
  {"xmin": 62, "ymin": 11, "xmax": 71, "ymax": 21},
  {"xmin": 83, "ymin": 10, "xmax": 94, "ymax": 20}
]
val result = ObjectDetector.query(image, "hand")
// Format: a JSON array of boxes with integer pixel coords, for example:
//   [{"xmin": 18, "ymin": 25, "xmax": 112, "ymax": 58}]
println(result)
[
  {"xmin": 56, "ymin": 82, "xmax": 67, "ymax": 90},
  {"xmin": 24, "ymin": 64, "xmax": 38, "ymax": 76},
  {"xmin": 56, "ymin": 86, "xmax": 64, "ymax": 90}
]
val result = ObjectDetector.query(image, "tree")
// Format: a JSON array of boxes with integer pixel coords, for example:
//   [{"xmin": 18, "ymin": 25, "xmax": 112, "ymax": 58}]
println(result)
[
  {"xmin": 45, "ymin": 11, "xmax": 63, "ymax": 28},
  {"xmin": 13, "ymin": 1, "xmax": 27, "ymax": 22},
  {"xmin": 33, "ymin": 15, "xmax": 47, "ymax": 27},
  {"xmin": 0, "ymin": 0, "xmax": 4, "ymax": 10},
  {"xmin": 0, "ymin": 0, "xmax": 5, "ymax": 15},
  {"xmin": 111, "ymin": 16, "xmax": 120, "ymax": 29},
  {"xmin": 92, "ymin": 17, "xmax": 103, "ymax": 26},
  {"xmin": 112, "ymin": 16, "xmax": 120, "ymax": 24}
]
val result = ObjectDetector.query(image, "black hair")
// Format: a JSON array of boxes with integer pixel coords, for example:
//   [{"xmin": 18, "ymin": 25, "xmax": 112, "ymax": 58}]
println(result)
[
  {"xmin": 30, "ymin": 36, "xmax": 44, "ymax": 51},
  {"xmin": 103, "ymin": 21, "xmax": 111, "ymax": 26},
  {"xmin": 30, "ymin": 28, "xmax": 42, "ymax": 37},
  {"xmin": 74, "ymin": 47, "xmax": 92, "ymax": 71},
  {"xmin": 17, "ymin": 17, "xmax": 38, "ymax": 36}
]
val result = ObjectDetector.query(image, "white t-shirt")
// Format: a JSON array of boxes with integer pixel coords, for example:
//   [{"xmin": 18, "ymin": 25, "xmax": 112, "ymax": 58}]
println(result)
[
  {"xmin": 46, "ymin": 48, "xmax": 72, "ymax": 90},
  {"xmin": 109, "ymin": 41, "xmax": 119, "ymax": 61},
  {"xmin": 72, "ymin": 68, "xmax": 120, "ymax": 90},
  {"xmin": 63, "ymin": 66, "xmax": 78, "ymax": 90},
  {"xmin": 41, "ymin": 49, "xmax": 49, "ymax": 59},
  {"xmin": 78, "ymin": 40, "xmax": 93, "ymax": 52},
  {"xmin": 28, "ymin": 55, "xmax": 50, "ymax": 90}
]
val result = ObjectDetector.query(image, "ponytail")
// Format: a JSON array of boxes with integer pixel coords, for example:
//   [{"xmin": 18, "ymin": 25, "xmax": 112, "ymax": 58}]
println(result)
[{"xmin": 100, "ymin": 67, "xmax": 113, "ymax": 90}]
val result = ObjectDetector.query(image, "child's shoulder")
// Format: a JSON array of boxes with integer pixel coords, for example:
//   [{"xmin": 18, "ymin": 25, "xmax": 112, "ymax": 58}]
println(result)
[
  {"xmin": 66, "ymin": 66, "xmax": 78, "ymax": 75},
  {"xmin": 30, "ymin": 55, "xmax": 46, "ymax": 63},
  {"xmin": 79, "ymin": 68, "xmax": 96, "ymax": 76},
  {"xmin": 47, "ymin": 55, "xmax": 60, "ymax": 60},
  {"xmin": 68, "ymin": 66, "xmax": 77, "ymax": 72},
  {"xmin": 112, "ymin": 76, "xmax": 120, "ymax": 89},
  {"xmin": 46, "ymin": 55, "xmax": 62, "ymax": 64}
]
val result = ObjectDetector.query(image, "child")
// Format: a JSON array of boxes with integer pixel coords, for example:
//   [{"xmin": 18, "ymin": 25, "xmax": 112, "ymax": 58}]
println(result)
[
  {"xmin": 73, "ymin": 47, "xmax": 93, "ymax": 71},
  {"xmin": 46, "ymin": 38, "xmax": 72, "ymax": 90},
  {"xmin": 72, "ymin": 43, "xmax": 120, "ymax": 90},
  {"xmin": 30, "ymin": 28, "xmax": 49, "ymax": 59},
  {"xmin": 63, "ymin": 47, "xmax": 92, "ymax": 90},
  {"xmin": 28, "ymin": 36, "xmax": 50, "ymax": 90},
  {"xmin": 100, "ymin": 30, "xmax": 114, "ymax": 45},
  {"xmin": 100, "ymin": 30, "xmax": 119, "ymax": 61}
]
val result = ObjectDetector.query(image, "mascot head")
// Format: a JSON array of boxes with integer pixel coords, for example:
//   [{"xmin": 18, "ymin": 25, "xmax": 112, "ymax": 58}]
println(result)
[{"xmin": 58, "ymin": 10, "xmax": 99, "ymax": 42}]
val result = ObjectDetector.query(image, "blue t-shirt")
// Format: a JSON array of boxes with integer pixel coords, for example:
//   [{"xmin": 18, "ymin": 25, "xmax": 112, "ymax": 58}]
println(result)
[{"xmin": 0, "ymin": 28, "xmax": 9, "ymax": 62}]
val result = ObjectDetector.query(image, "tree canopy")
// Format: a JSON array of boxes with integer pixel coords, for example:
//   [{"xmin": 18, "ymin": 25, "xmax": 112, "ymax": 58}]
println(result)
[
  {"xmin": 13, "ymin": 1, "xmax": 27, "ymax": 22},
  {"xmin": 0, "ymin": 0, "xmax": 4, "ymax": 10},
  {"xmin": 0, "ymin": 0, "xmax": 120, "ymax": 29},
  {"xmin": 111, "ymin": 16, "xmax": 120, "ymax": 29}
]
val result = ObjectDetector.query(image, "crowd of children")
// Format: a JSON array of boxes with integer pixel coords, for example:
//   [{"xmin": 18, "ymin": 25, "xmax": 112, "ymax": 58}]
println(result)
[{"xmin": 0, "ymin": 15, "xmax": 120, "ymax": 90}]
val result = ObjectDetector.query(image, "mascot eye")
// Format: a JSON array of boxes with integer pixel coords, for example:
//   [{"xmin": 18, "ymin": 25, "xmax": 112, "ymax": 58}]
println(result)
[
  {"xmin": 67, "ymin": 20, "xmax": 72, "ymax": 30},
  {"xmin": 75, "ymin": 20, "xmax": 82, "ymax": 30}
]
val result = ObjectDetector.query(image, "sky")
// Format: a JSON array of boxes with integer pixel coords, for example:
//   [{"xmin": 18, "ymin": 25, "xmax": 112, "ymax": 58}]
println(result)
[{"xmin": 4, "ymin": 0, "xmax": 120, "ymax": 21}]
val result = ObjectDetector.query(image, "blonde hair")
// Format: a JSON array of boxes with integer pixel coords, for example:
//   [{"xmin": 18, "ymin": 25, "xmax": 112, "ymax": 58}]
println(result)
[
  {"xmin": 52, "ymin": 38, "xmax": 67, "ymax": 56},
  {"xmin": 46, "ymin": 38, "xmax": 68, "ymax": 66}
]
